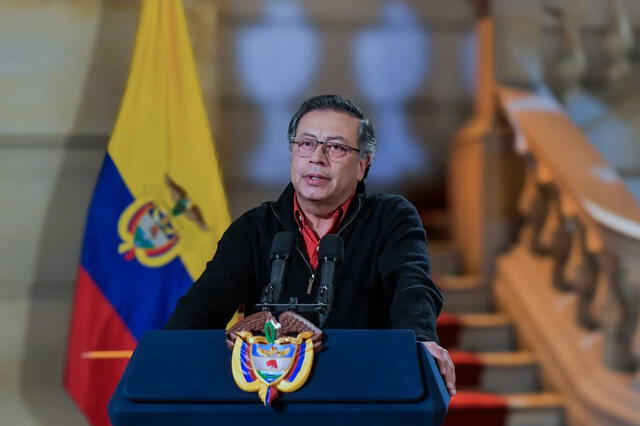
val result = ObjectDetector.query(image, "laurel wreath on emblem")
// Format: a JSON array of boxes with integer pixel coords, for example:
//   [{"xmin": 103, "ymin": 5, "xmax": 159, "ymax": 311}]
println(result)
[{"xmin": 226, "ymin": 311, "xmax": 324, "ymax": 406}]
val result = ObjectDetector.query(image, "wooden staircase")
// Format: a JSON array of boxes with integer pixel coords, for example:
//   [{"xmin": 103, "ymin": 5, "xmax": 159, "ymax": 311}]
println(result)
[
  {"xmin": 438, "ymin": 2, "xmax": 640, "ymax": 424},
  {"xmin": 427, "ymin": 236, "xmax": 566, "ymax": 425}
]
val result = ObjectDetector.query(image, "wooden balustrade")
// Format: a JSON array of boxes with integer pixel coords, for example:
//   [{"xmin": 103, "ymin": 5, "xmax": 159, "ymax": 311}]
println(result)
[{"xmin": 495, "ymin": 86, "xmax": 640, "ymax": 424}]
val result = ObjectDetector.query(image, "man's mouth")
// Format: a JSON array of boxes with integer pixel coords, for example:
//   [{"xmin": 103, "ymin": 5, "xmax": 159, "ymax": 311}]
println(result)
[
  {"xmin": 304, "ymin": 174, "xmax": 330, "ymax": 185},
  {"xmin": 305, "ymin": 174, "xmax": 330, "ymax": 181}
]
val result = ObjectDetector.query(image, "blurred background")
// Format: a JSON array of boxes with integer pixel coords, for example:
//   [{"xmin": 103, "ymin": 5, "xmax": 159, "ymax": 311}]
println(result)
[{"xmin": 2, "ymin": 0, "xmax": 640, "ymax": 424}]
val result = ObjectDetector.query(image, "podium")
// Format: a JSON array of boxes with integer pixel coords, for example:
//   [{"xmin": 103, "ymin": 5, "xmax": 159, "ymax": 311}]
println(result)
[{"xmin": 109, "ymin": 329, "xmax": 449, "ymax": 425}]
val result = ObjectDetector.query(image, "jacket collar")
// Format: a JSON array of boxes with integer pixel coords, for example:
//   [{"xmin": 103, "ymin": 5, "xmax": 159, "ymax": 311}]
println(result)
[{"xmin": 271, "ymin": 181, "xmax": 366, "ymax": 235}]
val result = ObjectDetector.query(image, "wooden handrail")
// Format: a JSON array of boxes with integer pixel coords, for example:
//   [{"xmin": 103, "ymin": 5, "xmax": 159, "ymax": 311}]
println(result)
[{"xmin": 498, "ymin": 86, "xmax": 640, "ymax": 241}]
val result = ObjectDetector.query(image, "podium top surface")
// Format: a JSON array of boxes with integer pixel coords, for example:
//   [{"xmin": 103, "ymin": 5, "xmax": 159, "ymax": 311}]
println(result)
[{"xmin": 123, "ymin": 329, "xmax": 426, "ymax": 403}]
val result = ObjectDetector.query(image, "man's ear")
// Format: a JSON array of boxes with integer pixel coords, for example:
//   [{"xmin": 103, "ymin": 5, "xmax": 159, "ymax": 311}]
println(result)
[{"xmin": 357, "ymin": 155, "xmax": 371, "ymax": 181}]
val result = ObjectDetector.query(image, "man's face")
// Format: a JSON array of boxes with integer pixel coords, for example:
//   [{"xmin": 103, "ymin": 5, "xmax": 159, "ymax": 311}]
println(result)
[{"xmin": 290, "ymin": 109, "xmax": 369, "ymax": 209}]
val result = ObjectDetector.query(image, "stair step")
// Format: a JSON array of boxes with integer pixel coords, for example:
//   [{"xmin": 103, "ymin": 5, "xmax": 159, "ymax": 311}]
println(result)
[
  {"xmin": 446, "ymin": 392, "xmax": 564, "ymax": 426},
  {"xmin": 429, "ymin": 241, "xmax": 461, "ymax": 276},
  {"xmin": 504, "ymin": 393, "xmax": 565, "ymax": 426},
  {"xmin": 452, "ymin": 351, "xmax": 539, "ymax": 394},
  {"xmin": 438, "ymin": 313, "xmax": 516, "ymax": 352},
  {"xmin": 437, "ymin": 274, "xmax": 492, "ymax": 313}
]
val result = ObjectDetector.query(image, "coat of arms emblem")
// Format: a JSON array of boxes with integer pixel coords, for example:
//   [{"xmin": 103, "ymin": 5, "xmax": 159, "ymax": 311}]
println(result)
[
  {"xmin": 116, "ymin": 175, "xmax": 208, "ymax": 267},
  {"xmin": 227, "ymin": 311, "xmax": 324, "ymax": 406}
]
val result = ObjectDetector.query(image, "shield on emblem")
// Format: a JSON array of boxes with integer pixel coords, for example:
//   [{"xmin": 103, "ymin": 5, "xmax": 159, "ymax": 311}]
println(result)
[
  {"xmin": 251, "ymin": 343, "xmax": 296, "ymax": 384},
  {"xmin": 133, "ymin": 203, "xmax": 179, "ymax": 249},
  {"xmin": 229, "ymin": 320, "xmax": 320, "ymax": 406},
  {"xmin": 117, "ymin": 199, "xmax": 182, "ymax": 266}
]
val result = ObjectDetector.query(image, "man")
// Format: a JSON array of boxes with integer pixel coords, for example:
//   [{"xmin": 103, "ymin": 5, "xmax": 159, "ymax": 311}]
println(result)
[{"xmin": 166, "ymin": 94, "xmax": 456, "ymax": 395}]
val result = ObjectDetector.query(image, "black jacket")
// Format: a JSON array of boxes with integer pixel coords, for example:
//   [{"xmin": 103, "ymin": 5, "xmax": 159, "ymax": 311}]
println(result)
[{"xmin": 166, "ymin": 182, "xmax": 443, "ymax": 342}]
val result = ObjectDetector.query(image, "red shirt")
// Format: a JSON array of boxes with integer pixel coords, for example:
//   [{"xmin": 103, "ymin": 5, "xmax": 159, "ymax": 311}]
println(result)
[{"xmin": 293, "ymin": 192, "xmax": 354, "ymax": 270}]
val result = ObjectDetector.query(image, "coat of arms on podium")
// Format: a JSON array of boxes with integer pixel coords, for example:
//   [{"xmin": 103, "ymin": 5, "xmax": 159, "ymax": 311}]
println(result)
[{"xmin": 227, "ymin": 311, "xmax": 324, "ymax": 406}]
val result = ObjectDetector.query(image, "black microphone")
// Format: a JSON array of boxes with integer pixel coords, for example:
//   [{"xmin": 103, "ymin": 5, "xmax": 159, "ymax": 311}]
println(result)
[
  {"xmin": 316, "ymin": 234, "xmax": 344, "ymax": 327},
  {"xmin": 260, "ymin": 231, "xmax": 294, "ymax": 307}
]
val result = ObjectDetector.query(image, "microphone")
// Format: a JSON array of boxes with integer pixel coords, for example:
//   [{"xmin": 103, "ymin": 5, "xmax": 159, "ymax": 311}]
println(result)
[
  {"xmin": 260, "ymin": 231, "xmax": 294, "ymax": 307},
  {"xmin": 316, "ymin": 234, "xmax": 344, "ymax": 328}
]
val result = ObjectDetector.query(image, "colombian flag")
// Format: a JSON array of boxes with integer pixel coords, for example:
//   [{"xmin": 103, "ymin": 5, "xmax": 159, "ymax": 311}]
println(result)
[{"xmin": 63, "ymin": 1, "xmax": 230, "ymax": 424}]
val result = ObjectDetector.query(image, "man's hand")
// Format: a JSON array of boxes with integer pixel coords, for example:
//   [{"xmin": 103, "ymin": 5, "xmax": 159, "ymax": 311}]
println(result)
[{"xmin": 420, "ymin": 341, "xmax": 456, "ymax": 396}]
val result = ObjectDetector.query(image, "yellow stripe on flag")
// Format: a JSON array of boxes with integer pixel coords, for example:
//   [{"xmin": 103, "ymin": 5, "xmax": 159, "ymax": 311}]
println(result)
[{"xmin": 107, "ymin": 0, "xmax": 229, "ymax": 280}]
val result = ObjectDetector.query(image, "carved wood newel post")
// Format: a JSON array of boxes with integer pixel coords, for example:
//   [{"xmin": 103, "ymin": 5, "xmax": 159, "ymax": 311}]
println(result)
[{"xmin": 449, "ymin": 0, "xmax": 517, "ymax": 277}]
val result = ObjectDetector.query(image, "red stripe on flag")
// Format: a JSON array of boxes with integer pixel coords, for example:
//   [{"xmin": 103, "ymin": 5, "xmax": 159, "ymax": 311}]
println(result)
[{"xmin": 64, "ymin": 266, "xmax": 136, "ymax": 426}]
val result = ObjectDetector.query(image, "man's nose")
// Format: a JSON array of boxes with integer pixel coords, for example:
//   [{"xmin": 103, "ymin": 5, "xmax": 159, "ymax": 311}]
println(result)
[{"xmin": 309, "ymin": 142, "xmax": 328, "ymax": 163}]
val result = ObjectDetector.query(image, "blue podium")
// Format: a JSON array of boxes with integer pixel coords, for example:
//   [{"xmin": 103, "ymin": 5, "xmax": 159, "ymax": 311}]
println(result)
[{"xmin": 109, "ymin": 329, "xmax": 449, "ymax": 425}]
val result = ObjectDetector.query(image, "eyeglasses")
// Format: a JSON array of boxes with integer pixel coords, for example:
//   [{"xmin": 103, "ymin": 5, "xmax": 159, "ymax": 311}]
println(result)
[{"xmin": 290, "ymin": 136, "xmax": 361, "ymax": 160}]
